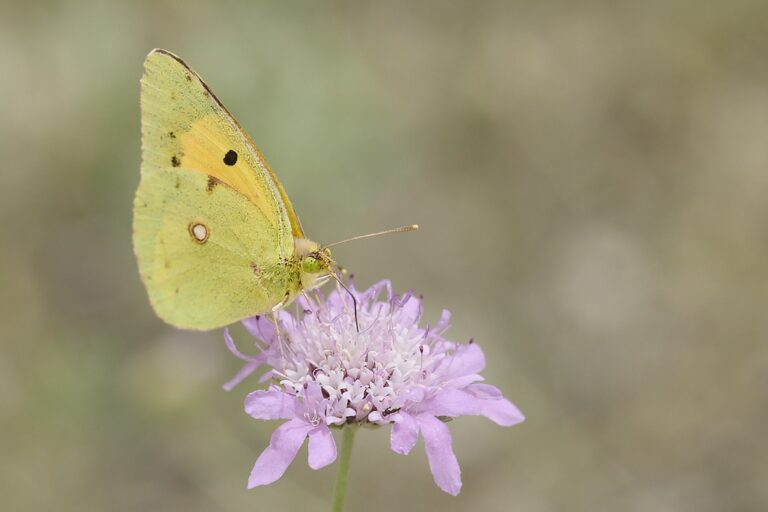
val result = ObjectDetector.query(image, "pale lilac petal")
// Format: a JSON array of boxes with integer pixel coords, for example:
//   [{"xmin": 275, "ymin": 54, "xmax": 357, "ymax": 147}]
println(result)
[
  {"xmin": 223, "ymin": 361, "xmax": 261, "ymax": 392},
  {"xmin": 360, "ymin": 279, "xmax": 390, "ymax": 303},
  {"xmin": 244, "ymin": 389, "xmax": 295, "ymax": 420},
  {"xmin": 325, "ymin": 287, "xmax": 347, "ymax": 312},
  {"xmin": 224, "ymin": 328, "xmax": 261, "ymax": 362},
  {"xmin": 416, "ymin": 414, "xmax": 461, "ymax": 496},
  {"xmin": 224, "ymin": 329, "xmax": 269, "ymax": 391},
  {"xmin": 258, "ymin": 370, "xmax": 275, "ymax": 383},
  {"xmin": 478, "ymin": 397, "xmax": 524, "ymax": 426},
  {"xmin": 390, "ymin": 412, "xmax": 419, "ymax": 455},
  {"xmin": 443, "ymin": 373, "xmax": 484, "ymax": 390},
  {"xmin": 467, "ymin": 383, "xmax": 503, "ymax": 399},
  {"xmin": 396, "ymin": 293, "xmax": 422, "ymax": 324},
  {"xmin": 242, "ymin": 315, "xmax": 274, "ymax": 341},
  {"xmin": 436, "ymin": 342, "xmax": 486, "ymax": 380},
  {"xmin": 416, "ymin": 414, "xmax": 462, "ymax": 495},
  {"xmin": 307, "ymin": 426, "xmax": 337, "ymax": 469},
  {"xmin": 420, "ymin": 389, "xmax": 478, "ymax": 417},
  {"xmin": 467, "ymin": 384, "xmax": 525, "ymax": 426},
  {"xmin": 434, "ymin": 309, "xmax": 452, "ymax": 333},
  {"xmin": 304, "ymin": 381, "xmax": 324, "ymax": 404},
  {"xmin": 326, "ymin": 416, "xmax": 346, "ymax": 426},
  {"xmin": 398, "ymin": 386, "xmax": 427, "ymax": 404},
  {"xmin": 275, "ymin": 310, "xmax": 295, "ymax": 331},
  {"xmin": 421, "ymin": 388, "xmax": 525, "ymax": 426},
  {"xmin": 248, "ymin": 419, "xmax": 313, "ymax": 488}
]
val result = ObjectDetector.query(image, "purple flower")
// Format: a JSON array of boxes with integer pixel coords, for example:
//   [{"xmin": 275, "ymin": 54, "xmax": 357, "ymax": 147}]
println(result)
[{"xmin": 225, "ymin": 280, "xmax": 524, "ymax": 495}]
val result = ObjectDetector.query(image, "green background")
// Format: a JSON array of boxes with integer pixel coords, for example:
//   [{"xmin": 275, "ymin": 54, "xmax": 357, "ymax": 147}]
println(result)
[{"xmin": 2, "ymin": 1, "xmax": 767, "ymax": 511}]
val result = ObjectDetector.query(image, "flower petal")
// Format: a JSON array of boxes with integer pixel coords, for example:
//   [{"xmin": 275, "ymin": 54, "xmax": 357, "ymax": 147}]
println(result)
[
  {"xmin": 242, "ymin": 315, "xmax": 275, "ymax": 342},
  {"xmin": 466, "ymin": 383, "xmax": 502, "ymax": 398},
  {"xmin": 396, "ymin": 293, "xmax": 422, "ymax": 325},
  {"xmin": 223, "ymin": 329, "xmax": 273, "ymax": 390},
  {"xmin": 416, "ymin": 414, "xmax": 462, "ymax": 495},
  {"xmin": 248, "ymin": 419, "xmax": 313, "ymax": 488},
  {"xmin": 421, "ymin": 388, "xmax": 525, "ymax": 427},
  {"xmin": 436, "ymin": 342, "xmax": 486, "ymax": 380},
  {"xmin": 467, "ymin": 384, "xmax": 525, "ymax": 426},
  {"xmin": 307, "ymin": 426, "xmax": 337, "ymax": 469},
  {"xmin": 258, "ymin": 370, "xmax": 276, "ymax": 383},
  {"xmin": 224, "ymin": 328, "xmax": 257, "ymax": 361},
  {"xmin": 223, "ymin": 361, "xmax": 261, "ymax": 392},
  {"xmin": 419, "ymin": 389, "xmax": 476, "ymax": 417},
  {"xmin": 390, "ymin": 412, "xmax": 419, "ymax": 455},
  {"xmin": 478, "ymin": 397, "xmax": 524, "ymax": 426},
  {"xmin": 361, "ymin": 279, "xmax": 391, "ymax": 303},
  {"xmin": 244, "ymin": 388, "xmax": 295, "ymax": 420},
  {"xmin": 275, "ymin": 309, "xmax": 295, "ymax": 331},
  {"xmin": 443, "ymin": 373, "xmax": 484, "ymax": 390},
  {"xmin": 434, "ymin": 309, "xmax": 452, "ymax": 334},
  {"xmin": 304, "ymin": 381, "xmax": 325, "ymax": 404}
]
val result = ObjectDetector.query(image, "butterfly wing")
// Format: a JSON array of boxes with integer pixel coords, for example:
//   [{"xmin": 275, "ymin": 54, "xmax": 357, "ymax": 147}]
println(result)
[{"xmin": 134, "ymin": 49, "xmax": 301, "ymax": 330}]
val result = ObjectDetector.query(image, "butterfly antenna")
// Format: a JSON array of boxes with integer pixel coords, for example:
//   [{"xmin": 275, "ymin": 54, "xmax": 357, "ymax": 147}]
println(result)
[
  {"xmin": 323, "ymin": 224, "xmax": 419, "ymax": 249},
  {"xmin": 329, "ymin": 271, "xmax": 360, "ymax": 332}
]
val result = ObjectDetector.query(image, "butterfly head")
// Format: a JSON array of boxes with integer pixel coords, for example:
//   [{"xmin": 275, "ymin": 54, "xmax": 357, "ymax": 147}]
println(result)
[
  {"xmin": 301, "ymin": 248, "xmax": 333, "ymax": 273},
  {"xmin": 295, "ymin": 238, "xmax": 335, "ymax": 291}
]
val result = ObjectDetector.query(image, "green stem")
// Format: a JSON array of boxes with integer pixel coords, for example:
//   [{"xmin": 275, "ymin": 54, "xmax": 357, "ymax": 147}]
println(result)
[{"xmin": 332, "ymin": 426, "xmax": 357, "ymax": 512}]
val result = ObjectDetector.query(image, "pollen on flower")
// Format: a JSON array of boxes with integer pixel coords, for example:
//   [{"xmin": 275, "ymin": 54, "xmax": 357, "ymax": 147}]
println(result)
[{"xmin": 226, "ymin": 280, "xmax": 524, "ymax": 495}]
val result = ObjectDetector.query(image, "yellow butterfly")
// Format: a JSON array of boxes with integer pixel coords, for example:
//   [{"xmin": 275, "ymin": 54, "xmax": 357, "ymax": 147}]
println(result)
[{"xmin": 133, "ymin": 49, "xmax": 415, "ymax": 330}]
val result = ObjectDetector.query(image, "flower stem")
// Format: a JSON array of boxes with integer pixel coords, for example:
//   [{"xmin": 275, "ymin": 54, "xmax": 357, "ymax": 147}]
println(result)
[{"xmin": 332, "ymin": 426, "xmax": 357, "ymax": 512}]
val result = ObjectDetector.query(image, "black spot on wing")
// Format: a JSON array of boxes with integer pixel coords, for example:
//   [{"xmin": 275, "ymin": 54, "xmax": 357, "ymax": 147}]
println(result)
[
  {"xmin": 171, "ymin": 156, "xmax": 180, "ymax": 167},
  {"xmin": 168, "ymin": 131, "xmax": 176, "ymax": 139},
  {"xmin": 223, "ymin": 150, "xmax": 238, "ymax": 166}
]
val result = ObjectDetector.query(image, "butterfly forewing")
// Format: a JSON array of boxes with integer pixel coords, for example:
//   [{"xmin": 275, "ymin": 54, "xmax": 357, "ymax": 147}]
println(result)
[{"xmin": 134, "ymin": 49, "xmax": 301, "ymax": 329}]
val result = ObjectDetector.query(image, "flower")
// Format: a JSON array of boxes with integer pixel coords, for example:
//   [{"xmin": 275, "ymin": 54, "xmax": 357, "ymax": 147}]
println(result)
[{"xmin": 224, "ymin": 280, "xmax": 524, "ymax": 495}]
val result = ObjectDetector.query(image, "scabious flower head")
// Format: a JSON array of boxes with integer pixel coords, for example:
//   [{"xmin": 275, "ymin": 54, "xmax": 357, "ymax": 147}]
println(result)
[{"xmin": 225, "ymin": 280, "xmax": 524, "ymax": 495}]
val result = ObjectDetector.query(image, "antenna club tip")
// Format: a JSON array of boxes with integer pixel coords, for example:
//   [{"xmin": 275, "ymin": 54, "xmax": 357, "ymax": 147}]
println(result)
[{"xmin": 410, "ymin": 224, "xmax": 419, "ymax": 230}]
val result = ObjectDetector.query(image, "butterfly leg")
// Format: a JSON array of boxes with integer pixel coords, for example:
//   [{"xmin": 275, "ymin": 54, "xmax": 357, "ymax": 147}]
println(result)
[
  {"xmin": 269, "ymin": 312, "xmax": 288, "ymax": 371},
  {"xmin": 270, "ymin": 291, "xmax": 292, "ymax": 370},
  {"xmin": 301, "ymin": 290, "xmax": 317, "ymax": 315}
]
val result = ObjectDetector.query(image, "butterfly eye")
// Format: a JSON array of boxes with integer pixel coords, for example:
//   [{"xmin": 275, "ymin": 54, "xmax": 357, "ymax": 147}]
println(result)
[{"xmin": 301, "ymin": 256, "xmax": 322, "ymax": 274}]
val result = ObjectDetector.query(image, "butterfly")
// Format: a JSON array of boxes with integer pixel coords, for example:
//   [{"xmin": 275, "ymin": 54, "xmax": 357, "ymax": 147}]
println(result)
[{"xmin": 133, "ymin": 49, "xmax": 416, "ymax": 330}]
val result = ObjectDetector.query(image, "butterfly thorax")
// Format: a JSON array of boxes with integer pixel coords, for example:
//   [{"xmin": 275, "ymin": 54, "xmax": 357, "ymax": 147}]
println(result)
[{"xmin": 294, "ymin": 238, "xmax": 334, "ymax": 292}]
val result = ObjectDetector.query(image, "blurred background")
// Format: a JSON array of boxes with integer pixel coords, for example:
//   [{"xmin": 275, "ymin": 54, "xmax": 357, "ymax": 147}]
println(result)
[{"xmin": 2, "ymin": 1, "xmax": 767, "ymax": 511}]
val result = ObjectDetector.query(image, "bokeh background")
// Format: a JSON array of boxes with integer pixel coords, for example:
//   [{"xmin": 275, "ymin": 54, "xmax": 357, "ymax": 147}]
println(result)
[{"xmin": 2, "ymin": 1, "xmax": 767, "ymax": 511}]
